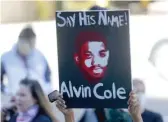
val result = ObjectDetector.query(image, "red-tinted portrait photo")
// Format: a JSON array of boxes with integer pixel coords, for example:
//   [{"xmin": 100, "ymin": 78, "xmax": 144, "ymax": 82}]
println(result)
[
  {"xmin": 74, "ymin": 31, "xmax": 109, "ymax": 83},
  {"xmin": 56, "ymin": 11, "xmax": 131, "ymax": 108}
]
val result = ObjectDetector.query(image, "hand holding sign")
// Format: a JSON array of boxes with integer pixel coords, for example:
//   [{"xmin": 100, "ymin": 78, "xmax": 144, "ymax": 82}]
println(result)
[
  {"xmin": 128, "ymin": 91, "xmax": 143, "ymax": 122},
  {"xmin": 48, "ymin": 90, "xmax": 74, "ymax": 116}
]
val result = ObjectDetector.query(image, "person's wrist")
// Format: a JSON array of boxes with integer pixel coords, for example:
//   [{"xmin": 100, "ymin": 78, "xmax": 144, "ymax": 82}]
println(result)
[
  {"xmin": 132, "ymin": 114, "xmax": 143, "ymax": 122},
  {"xmin": 64, "ymin": 110, "xmax": 74, "ymax": 116},
  {"xmin": 64, "ymin": 110, "xmax": 74, "ymax": 122}
]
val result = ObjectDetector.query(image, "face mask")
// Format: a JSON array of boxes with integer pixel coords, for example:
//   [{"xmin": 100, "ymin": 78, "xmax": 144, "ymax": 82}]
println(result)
[{"xmin": 137, "ymin": 93, "xmax": 146, "ymax": 110}]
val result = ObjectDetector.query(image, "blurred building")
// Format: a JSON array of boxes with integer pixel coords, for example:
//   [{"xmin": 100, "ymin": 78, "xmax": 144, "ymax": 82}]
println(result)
[
  {"xmin": 0, "ymin": 1, "xmax": 56, "ymax": 23},
  {"xmin": 0, "ymin": 0, "xmax": 168, "ymax": 23}
]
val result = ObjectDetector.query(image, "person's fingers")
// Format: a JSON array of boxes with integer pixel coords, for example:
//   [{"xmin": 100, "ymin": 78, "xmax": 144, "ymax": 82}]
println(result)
[
  {"xmin": 133, "ymin": 105, "xmax": 139, "ymax": 114},
  {"xmin": 129, "ymin": 101, "xmax": 139, "ymax": 114},
  {"xmin": 128, "ymin": 95, "xmax": 137, "ymax": 108},
  {"xmin": 129, "ymin": 103, "xmax": 135, "ymax": 114},
  {"xmin": 55, "ymin": 90, "xmax": 63, "ymax": 98},
  {"xmin": 56, "ymin": 100, "xmax": 67, "ymax": 109},
  {"xmin": 129, "ymin": 91, "xmax": 133, "ymax": 96},
  {"xmin": 129, "ymin": 90, "xmax": 136, "ymax": 96},
  {"xmin": 48, "ymin": 90, "xmax": 63, "ymax": 103},
  {"xmin": 130, "ymin": 97, "xmax": 138, "ymax": 106},
  {"xmin": 128, "ymin": 93, "xmax": 137, "ymax": 105},
  {"xmin": 55, "ymin": 97, "xmax": 66, "ymax": 109},
  {"xmin": 128, "ymin": 91, "xmax": 140, "ymax": 115},
  {"xmin": 56, "ymin": 104, "xmax": 64, "ymax": 112},
  {"xmin": 134, "ymin": 102, "xmax": 140, "ymax": 111},
  {"xmin": 129, "ymin": 99, "xmax": 138, "ymax": 111},
  {"xmin": 128, "ymin": 91, "xmax": 137, "ymax": 102},
  {"xmin": 128, "ymin": 93, "xmax": 134, "ymax": 104},
  {"xmin": 128, "ymin": 104, "xmax": 132, "ymax": 113},
  {"xmin": 57, "ymin": 96, "xmax": 65, "ymax": 104}
]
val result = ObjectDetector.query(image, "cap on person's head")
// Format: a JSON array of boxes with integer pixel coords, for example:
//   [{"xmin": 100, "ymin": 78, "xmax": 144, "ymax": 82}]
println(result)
[
  {"xmin": 89, "ymin": 5, "xmax": 108, "ymax": 10},
  {"xmin": 19, "ymin": 25, "xmax": 36, "ymax": 40}
]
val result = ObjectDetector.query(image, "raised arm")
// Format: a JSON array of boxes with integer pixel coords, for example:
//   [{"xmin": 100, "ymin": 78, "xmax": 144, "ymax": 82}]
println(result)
[
  {"xmin": 48, "ymin": 90, "xmax": 75, "ymax": 122},
  {"xmin": 55, "ymin": 96, "xmax": 74, "ymax": 122},
  {"xmin": 128, "ymin": 91, "xmax": 143, "ymax": 122}
]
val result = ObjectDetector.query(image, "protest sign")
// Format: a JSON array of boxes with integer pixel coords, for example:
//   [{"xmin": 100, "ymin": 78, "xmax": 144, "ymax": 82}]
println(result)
[{"xmin": 56, "ymin": 10, "xmax": 132, "ymax": 108}]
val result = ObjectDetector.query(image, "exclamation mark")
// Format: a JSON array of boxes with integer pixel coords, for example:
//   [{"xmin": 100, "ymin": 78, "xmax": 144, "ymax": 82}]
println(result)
[{"xmin": 125, "ymin": 12, "xmax": 128, "ymax": 25}]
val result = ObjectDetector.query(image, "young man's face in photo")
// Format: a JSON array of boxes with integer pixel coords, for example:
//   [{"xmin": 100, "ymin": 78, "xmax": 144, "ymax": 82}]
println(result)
[{"xmin": 75, "ymin": 41, "xmax": 109, "ymax": 80}]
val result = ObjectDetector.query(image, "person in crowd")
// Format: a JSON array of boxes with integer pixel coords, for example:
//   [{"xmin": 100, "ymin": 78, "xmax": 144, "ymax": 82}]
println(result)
[
  {"xmin": 1, "ymin": 25, "xmax": 51, "ymax": 94},
  {"xmin": 89, "ymin": 5, "xmax": 108, "ymax": 10},
  {"xmin": 133, "ymin": 78, "xmax": 163, "ymax": 122},
  {"xmin": 1, "ymin": 78, "xmax": 74, "ymax": 122}
]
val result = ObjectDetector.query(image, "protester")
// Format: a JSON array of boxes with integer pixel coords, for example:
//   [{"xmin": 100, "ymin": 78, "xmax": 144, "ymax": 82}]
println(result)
[
  {"xmin": 1, "ymin": 78, "xmax": 74, "ymax": 122},
  {"xmin": 53, "ymin": 90, "xmax": 143, "ymax": 122},
  {"xmin": 133, "ymin": 78, "xmax": 163, "ymax": 122},
  {"xmin": 1, "ymin": 25, "xmax": 51, "ymax": 94}
]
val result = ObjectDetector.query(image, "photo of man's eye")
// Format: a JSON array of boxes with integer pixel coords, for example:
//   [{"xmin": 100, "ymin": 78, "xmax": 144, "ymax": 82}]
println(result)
[
  {"xmin": 84, "ymin": 51, "xmax": 92, "ymax": 59},
  {"xmin": 74, "ymin": 31, "xmax": 109, "ymax": 83}
]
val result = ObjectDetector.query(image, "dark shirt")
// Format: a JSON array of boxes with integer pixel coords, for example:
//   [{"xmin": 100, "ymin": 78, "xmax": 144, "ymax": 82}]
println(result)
[
  {"xmin": 142, "ymin": 109, "xmax": 163, "ymax": 122},
  {"xmin": 79, "ymin": 109, "xmax": 132, "ymax": 122}
]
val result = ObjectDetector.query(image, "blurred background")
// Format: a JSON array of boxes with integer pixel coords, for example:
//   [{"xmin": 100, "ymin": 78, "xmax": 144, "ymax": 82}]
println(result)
[
  {"xmin": 1, "ymin": 0, "xmax": 168, "ymax": 23},
  {"xmin": 0, "ymin": 0, "xmax": 168, "ymax": 122}
]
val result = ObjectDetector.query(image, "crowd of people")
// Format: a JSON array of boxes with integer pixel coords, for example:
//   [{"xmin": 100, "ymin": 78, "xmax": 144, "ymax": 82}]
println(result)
[{"xmin": 0, "ymin": 5, "xmax": 164, "ymax": 122}]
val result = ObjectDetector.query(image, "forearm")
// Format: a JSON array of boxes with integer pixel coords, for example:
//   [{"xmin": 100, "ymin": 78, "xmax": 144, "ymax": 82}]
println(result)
[
  {"xmin": 132, "ymin": 115, "xmax": 143, "ymax": 122},
  {"xmin": 64, "ymin": 113, "xmax": 75, "ymax": 122}
]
